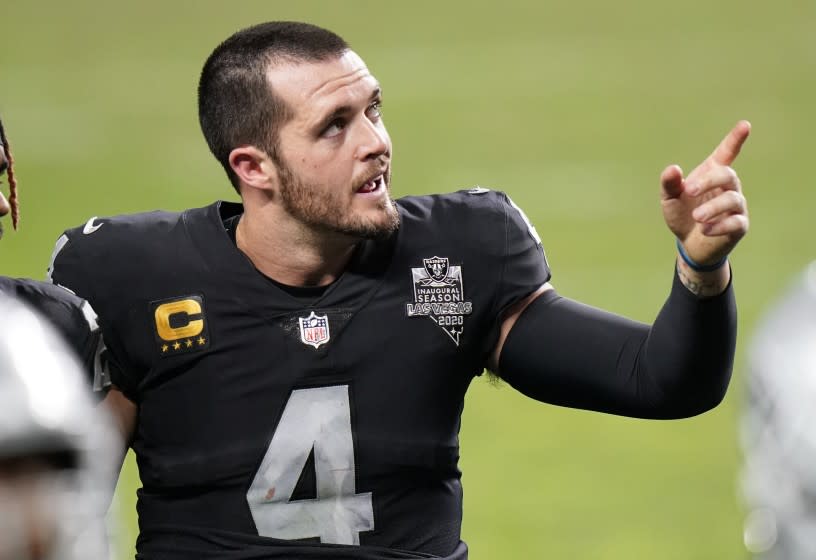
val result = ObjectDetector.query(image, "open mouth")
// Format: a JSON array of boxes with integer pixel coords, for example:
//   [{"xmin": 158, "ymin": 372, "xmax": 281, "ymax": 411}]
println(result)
[{"xmin": 356, "ymin": 174, "xmax": 385, "ymax": 195}]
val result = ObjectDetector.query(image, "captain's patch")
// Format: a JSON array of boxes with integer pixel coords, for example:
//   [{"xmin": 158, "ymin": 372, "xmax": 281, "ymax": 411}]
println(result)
[{"xmin": 151, "ymin": 295, "xmax": 211, "ymax": 357}]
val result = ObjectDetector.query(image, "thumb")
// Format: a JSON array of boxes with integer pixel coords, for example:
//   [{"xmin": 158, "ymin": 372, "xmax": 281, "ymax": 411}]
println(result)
[{"xmin": 660, "ymin": 164, "xmax": 685, "ymax": 200}]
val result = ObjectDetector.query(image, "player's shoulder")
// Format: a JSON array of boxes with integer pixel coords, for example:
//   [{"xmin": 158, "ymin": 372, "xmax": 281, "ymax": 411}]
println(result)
[
  {"xmin": 57, "ymin": 202, "xmax": 220, "ymax": 259},
  {"xmin": 396, "ymin": 186, "xmax": 512, "ymax": 220},
  {"xmin": 49, "ymin": 202, "xmax": 223, "ymax": 295},
  {"xmin": 0, "ymin": 276, "xmax": 83, "ymax": 307},
  {"xmin": 62, "ymin": 207, "xmax": 185, "ymax": 244},
  {"xmin": 0, "ymin": 277, "xmax": 96, "ymax": 351},
  {"xmin": 396, "ymin": 186, "xmax": 542, "ymax": 247}
]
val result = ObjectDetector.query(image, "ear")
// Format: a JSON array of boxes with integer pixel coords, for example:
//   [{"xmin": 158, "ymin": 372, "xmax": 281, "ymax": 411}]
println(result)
[{"xmin": 228, "ymin": 146, "xmax": 277, "ymax": 192}]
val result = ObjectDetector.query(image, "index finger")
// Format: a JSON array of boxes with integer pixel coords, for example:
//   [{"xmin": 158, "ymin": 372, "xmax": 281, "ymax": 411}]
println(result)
[{"xmin": 710, "ymin": 120, "xmax": 751, "ymax": 166}]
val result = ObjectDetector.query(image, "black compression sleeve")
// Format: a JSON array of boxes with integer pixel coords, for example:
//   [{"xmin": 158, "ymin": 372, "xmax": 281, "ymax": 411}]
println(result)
[{"xmin": 497, "ymin": 268, "xmax": 737, "ymax": 419}]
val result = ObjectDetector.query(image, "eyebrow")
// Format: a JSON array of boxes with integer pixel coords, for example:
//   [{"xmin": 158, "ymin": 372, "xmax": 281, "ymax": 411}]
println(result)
[{"xmin": 314, "ymin": 87, "xmax": 382, "ymax": 132}]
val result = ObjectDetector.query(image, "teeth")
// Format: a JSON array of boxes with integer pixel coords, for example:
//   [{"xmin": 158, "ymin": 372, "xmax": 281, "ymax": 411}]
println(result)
[{"xmin": 357, "ymin": 175, "xmax": 384, "ymax": 194}]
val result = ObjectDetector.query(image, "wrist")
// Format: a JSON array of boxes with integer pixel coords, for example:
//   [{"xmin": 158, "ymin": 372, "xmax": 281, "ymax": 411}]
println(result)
[
  {"xmin": 676, "ymin": 256, "xmax": 730, "ymax": 297},
  {"xmin": 675, "ymin": 238, "xmax": 728, "ymax": 272}
]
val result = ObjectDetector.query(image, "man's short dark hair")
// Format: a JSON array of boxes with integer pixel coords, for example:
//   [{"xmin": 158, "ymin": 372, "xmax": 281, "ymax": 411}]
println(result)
[{"xmin": 198, "ymin": 21, "xmax": 349, "ymax": 192}]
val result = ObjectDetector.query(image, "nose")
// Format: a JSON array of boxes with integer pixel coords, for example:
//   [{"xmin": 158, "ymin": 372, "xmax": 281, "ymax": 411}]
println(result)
[
  {"xmin": 0, "ymin": 192, "xmax": 9, "ymax": 218},
  {"xmin": 354, "ymin": 118, "xmax": 389, "ymax": 162}
]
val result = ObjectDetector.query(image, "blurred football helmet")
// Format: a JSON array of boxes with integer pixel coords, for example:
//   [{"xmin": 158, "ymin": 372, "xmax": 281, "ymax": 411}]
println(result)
[
  {"xmin": 0, "ymin": 293, "xmax": 119, "ymax": 560},
  {"xmin": 740, "ymin": 261, "xmax": 816, "ymax": 559}
]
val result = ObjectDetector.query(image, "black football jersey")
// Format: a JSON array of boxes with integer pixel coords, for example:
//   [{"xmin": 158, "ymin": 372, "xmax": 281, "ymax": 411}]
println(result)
[
  {"xmin": 49, "ymin": 189, "xmax": 550, "ymax": 559},
  {"xmin": 0, "ymin": 276, "xmax": 102, "ymax": 388}
]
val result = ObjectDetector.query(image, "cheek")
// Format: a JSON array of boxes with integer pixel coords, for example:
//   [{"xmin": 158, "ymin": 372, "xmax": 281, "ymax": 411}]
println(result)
[
  {"xmin": 294, "ymin": 146, "xmax": 343, "ymax": 176},
  {"xmin": 280, "ymin": 140, "xmax": 358, "ymax": 196},
  {"xmin": 305, "ymin": 159, "xmax": 355, "ymax": 191}
]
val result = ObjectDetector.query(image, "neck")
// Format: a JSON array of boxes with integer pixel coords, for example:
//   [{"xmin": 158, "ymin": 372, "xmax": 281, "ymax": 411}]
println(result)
[{"xmin": 236, "ymin": 207, "xmax": 358, "ymax": 287}]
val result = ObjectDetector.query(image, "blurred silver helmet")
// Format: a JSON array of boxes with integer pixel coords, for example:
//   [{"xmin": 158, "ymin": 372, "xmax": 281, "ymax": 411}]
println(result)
[
  {"xmin": 740, "ymin": 261, "xmax": 816, "ymax": 559},
  {"xmin": 0, "ymin": 293, "xmax": 119, "ymax": 560}
]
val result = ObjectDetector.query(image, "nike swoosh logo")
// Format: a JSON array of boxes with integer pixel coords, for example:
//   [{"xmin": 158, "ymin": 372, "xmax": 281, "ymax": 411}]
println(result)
[{"xmin": 83, "ymin": 217, "xmax": 103, "ymax": 235}]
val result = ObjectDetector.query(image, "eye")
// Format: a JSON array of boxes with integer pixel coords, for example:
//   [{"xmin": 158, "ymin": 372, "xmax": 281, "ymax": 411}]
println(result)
[
  {"xmin": 366, "ymin": 100, "xmax": 383, "ymax": 121},
  {"xmin": 322, "ymin": 118, "xmax": 347, "ymax": 138}
]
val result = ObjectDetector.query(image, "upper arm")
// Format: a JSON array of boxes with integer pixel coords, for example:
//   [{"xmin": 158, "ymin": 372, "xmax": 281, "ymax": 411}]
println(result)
[
  {"xmin": 479, "ymin": 191, "xmax": 551, "ymax": 361},
  {"xmin": 488, "ymin": 282, "xmax": 553, "ymax": 372},
  {"xmin": 96, "ymin": 386, "xmax": 137, "ymax": 510},
  {"xmin": 46, "ymin": 223, "xmax": 142, "ymax": 401},
  {"xmin": 100, "ymin": 387, "xmax": 138, "ymax": 446}
]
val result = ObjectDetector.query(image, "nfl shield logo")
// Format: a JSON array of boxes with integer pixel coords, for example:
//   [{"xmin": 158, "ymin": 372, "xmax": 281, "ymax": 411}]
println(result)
[{"xmin": 299, "ymin": 311, "xmax": 330, "ymax": 349}]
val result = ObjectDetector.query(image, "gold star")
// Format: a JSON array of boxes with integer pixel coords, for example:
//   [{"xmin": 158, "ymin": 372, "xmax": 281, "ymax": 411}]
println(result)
[
  {"xmin": 185, "ymin": 339, "xmax": 193, "ymax": 348},
  {"xmin": 161, "ymin": 344, "xmax": 169, "ymax": 353},
  {"xmin": 173, "ymin": 341, "xmax": 181, "ymax": 350},
  {"xmin": 197, "ymin": 336, "xmax": 206, "ymax": 345}
]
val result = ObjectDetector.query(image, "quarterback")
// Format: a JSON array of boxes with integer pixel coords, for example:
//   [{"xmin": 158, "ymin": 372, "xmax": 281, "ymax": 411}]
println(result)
[{"xmin": 49, "ymin": 22, "xmax": 749, "ymax": 559}]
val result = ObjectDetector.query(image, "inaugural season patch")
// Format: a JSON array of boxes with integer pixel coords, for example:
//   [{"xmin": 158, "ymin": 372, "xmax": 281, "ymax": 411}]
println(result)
[{"xmin": 406, "ymin": 256, "xmax": 473, "ymax": 346}]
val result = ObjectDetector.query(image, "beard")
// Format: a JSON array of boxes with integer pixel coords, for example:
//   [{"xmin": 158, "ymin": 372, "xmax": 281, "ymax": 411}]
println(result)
[{"xmin": 276, "ymin": 156, "xmax": 400, "ymax": 240}]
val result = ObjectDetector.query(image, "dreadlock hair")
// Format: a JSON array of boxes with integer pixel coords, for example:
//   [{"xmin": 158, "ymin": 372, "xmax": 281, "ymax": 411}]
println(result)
[
  {"xmin": 198, "ymin": 21, "xmax": 350, "ymax": 193},
  {"xmin": 0, "ymin": 116, "xmax": 19, "ymax": 230}
]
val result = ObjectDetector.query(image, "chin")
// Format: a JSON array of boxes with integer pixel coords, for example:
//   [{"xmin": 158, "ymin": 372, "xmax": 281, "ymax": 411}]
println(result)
[{"xmin": 336, "ymin": 207, "xmax": 400, "ymax": 240}]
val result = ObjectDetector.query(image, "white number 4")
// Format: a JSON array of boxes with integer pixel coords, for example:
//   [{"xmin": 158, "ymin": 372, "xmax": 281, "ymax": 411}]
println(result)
[{"xmin": 246, "ymin": 385, "xmax": 374, "ymax": 545}]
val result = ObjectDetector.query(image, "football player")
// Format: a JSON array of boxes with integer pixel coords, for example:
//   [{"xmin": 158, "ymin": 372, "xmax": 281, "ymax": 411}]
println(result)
[
  {"xmin": 48, "ymin": 22, "xmax": 750, "ymax": 559},
  {"xmin": 740, "ymin": 263, "xmax": 816, "ymax": 559},
  {"xmin": 0, "ymin": 116, "xmax": 104, "ymax": 390},
  {"xmin": 0, "ymin": 294, "xmax": 120, "ymax": 560},
  {"xmin": 0, "ymin": 114, "xmax": 16, "ymax": 240}
]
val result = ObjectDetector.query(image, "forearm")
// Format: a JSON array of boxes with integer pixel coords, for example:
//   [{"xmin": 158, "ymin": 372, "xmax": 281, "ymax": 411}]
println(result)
[{"xmin": 496, "ymin": 267, "xmax": 737, "ymax": 419}]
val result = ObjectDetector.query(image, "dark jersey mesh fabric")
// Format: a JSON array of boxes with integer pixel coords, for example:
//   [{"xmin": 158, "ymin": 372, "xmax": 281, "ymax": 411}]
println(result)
[
  {"xmin": 49, "ymin": 190, "xmax": 550, "ymax": 558},
  {"xmin": 0, "ymin": 276, "xmax": 99, "ymax": 385}
]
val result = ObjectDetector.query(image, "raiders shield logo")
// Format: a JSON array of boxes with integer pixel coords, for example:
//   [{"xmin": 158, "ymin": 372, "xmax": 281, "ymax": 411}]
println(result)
[
  {"xmin": 299, "ymin": 311, "xmax": 331, "ymax": 349},
  {"xmin": 406, "ymin": 256, "xmax": 473, "ymax": 346},
  {"xmin": 423, "ymin": 257, "xmax": 450, "ymax": 283}
]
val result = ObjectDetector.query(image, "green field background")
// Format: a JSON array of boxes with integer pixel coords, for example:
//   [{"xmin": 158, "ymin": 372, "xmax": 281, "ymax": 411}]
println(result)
[{"xmin": 2, "ymin": 1, "xmax": 814, "ymax": 558}]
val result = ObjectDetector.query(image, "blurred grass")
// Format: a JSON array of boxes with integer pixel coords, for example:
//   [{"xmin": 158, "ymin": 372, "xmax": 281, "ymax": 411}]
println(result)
[{"xmin": 2, "ymin": 1, "xmax": 814, "ymax": 558}]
